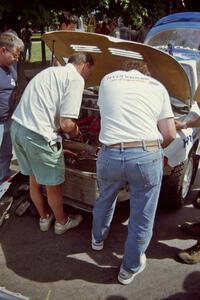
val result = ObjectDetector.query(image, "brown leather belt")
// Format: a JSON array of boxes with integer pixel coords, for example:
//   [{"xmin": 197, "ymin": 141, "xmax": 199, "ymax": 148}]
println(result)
[{"xmin": 104, "ymin": 140, "xmax": 161, "ymax": 149}]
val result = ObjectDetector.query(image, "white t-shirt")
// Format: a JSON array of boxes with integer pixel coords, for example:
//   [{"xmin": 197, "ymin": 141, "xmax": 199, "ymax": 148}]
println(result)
[
  {"xmin": 98, "ymin": 70, "xmax": 174, "ymax": 145},
  {"xmin": 12, "ymin": 63, "xmax": 84, "ymax": 143}
]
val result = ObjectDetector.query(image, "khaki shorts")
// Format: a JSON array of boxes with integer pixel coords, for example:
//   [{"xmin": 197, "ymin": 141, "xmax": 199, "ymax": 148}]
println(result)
[{"xmin": 11, "ymin": 121, "xmax": 65, "ymax": 185}]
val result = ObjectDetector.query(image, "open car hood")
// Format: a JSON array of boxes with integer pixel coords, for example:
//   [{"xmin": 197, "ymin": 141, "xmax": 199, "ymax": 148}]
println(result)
[{"xmin": 42, "ymin": 31, "xmax": 191, "ymax": 102}]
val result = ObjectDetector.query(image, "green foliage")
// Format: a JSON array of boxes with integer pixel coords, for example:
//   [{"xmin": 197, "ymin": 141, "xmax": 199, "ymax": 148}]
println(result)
[
  {"xmin": 1, "ymin": 0, "xmax": 198, "ymax": 32},
  {"xmin": 0, "ymin": 0, "xmax": 50, "ymax": 31}
]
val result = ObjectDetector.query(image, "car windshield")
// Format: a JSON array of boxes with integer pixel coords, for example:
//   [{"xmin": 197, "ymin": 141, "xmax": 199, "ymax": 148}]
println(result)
[{"xmin": 147, "ymin": 28, "xmax": 200, "ymax": 50}]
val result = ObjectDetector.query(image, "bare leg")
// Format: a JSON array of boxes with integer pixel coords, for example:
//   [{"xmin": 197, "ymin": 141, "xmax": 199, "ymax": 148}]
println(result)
[
  {"xmin": 29, "ymin": 175, "xmax": 50, "ymax": 219},
  {"xmin": 46, "ymin": 184, "xmax": 67, "ymax": 224}
]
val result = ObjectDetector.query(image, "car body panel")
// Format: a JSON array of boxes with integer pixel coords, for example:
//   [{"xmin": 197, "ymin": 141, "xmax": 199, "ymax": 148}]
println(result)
[
  {"xmin": 42, "ymin": 31, "xmax": 191, "ymax": 102},
  {"xmin": 153, "ymin": 12, "xmax": 200, "ymax": 26}
]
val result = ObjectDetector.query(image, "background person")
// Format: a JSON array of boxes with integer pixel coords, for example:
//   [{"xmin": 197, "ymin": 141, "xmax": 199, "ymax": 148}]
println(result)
[
  {"xmin": 91, "ymin": 59, "xmax": 176, "ymax": 285},
  {"xmin": 136, "ymin": 17, "xmax": 152, "ymax": 43},
  {"xmin": 52, "ymin": 14, "xmax": 77, "ymax": 66},
  {"xmin": 0, "ymin": 32, "xmax": 24, "ymax": 184},
  {"xmin": 59, "ymin": 14, "xmax": 77, "ymax": 31},
  {"xmin": 21, "ymin": 24, "xmax": 32, "ymax": 62},
  {"xmin": 11, "ymin": 52, "xmax": 94, "ymax": 234}
]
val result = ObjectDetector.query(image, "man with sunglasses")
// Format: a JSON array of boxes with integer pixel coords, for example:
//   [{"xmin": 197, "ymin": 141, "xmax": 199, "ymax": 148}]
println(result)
[{"xmin": 0, "ymin": 32, "xmax": 24, "ymax": 184}]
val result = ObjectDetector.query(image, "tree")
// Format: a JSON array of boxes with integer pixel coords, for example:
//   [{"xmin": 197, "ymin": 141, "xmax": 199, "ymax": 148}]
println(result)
[{"xmin": 0, "ymin": 0, "xmax": 169, "ymax": 31}]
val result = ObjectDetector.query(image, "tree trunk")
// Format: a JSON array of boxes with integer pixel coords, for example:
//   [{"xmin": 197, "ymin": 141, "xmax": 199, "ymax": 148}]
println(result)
[{"xmin": 40, "ymin": 26, "xmax": 46, "ymax": 65}]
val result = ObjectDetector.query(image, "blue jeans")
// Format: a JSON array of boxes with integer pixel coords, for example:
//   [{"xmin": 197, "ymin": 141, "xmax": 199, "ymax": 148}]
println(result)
[
  {"xmin": 0, "ymin": 119, "xmax": 13, "ymax": 182},
  {"xmin": 92, "ymin": 145, "xmax": 163, "ymax": 273}
]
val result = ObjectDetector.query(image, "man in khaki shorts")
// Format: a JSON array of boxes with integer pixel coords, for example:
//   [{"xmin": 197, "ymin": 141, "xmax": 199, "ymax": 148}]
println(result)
[{"xmin": 11, "ymin": 52, "xmax": 94, "ymax": 234}]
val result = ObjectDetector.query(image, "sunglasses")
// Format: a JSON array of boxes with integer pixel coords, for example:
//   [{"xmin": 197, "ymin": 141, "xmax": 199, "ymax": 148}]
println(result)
[{"xmin": 5, "ymin": 47, "xmax": 21, "ymax": 59}]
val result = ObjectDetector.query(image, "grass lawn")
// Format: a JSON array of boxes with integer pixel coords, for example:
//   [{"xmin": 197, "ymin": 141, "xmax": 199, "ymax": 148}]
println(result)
[{"xmin": 30, "ymin": 41, "xmax": 51, "ymax": 63}]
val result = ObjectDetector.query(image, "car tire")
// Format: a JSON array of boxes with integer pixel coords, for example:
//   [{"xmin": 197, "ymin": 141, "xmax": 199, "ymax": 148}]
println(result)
[{"xmin": 159, "ymin": 151, "xmax": 200, "ymax": 209}]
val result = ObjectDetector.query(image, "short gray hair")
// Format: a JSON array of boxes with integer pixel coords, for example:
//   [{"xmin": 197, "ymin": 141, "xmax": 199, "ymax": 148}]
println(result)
[
  {"xmin": 68, "ymin": 52, "xmax": 94, "ymax": 66},
  {"xmin": 0, "ymin": 32, "xmax": 24, "ymax": 52}
]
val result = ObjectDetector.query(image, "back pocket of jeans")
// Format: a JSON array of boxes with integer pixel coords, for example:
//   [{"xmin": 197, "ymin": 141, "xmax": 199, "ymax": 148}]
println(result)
[{"xmin": 137, "ymin": 157, "xmax": 162, "ymax": 187}]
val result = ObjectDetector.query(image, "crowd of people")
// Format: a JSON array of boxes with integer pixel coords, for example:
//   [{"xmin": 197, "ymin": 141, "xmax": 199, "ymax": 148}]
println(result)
[
  {"xmin": 94, "ymin": 16, "xmax": 152, "ymax": 42},
  {"xmin": 0, "ymin": 11, "xmax": 200, "ymax": 286}
]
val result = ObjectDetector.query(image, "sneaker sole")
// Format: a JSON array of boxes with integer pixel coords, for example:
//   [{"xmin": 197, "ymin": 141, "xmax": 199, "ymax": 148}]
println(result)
[
  {"xmin": 118, "ymin": 256, "xmax": 146, "ymax": 285},
  {"xmin": 40, "ymin": 227, "xmax": 51, "ymax": 232},
  {"xmin": 54, "ymin": 215, "xmax": 83, "ymax": 235},
  {"xmin": 92, "ymin": 243, "xmax": 104, "ymax": 251},
  {"xmin": 39, "ymin": 215, "xmax": 54, "ymax": 232}
]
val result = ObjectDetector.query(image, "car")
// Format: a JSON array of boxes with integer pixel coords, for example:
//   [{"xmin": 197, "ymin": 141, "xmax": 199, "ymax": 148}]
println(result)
[
  {"xmin": 40, "ymin": 29, "xmax": 200, "ymax": 211},
  {"xmin": 144, "ymin": 12, "xmax": 200, "ymax": 208}
]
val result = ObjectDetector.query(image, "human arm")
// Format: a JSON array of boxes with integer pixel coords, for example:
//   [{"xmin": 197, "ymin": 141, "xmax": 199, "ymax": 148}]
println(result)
[
  {"xmin": 157, "ymin": 85, "xmax": 176, "ymax": 148},
  {"xmin": 59, "ymin": 77, "xmax": 84, "ymax": 141},
  {"xmin": 158, "ymin": 117, "xmax": 176, "ymax": 148},
  {"xmin": 175, "ymin": 116, "xmax": 200, "ymax": 130},
  {"xmin": 59, "ymin": 117, "xmax": 82, "ymax": 141},
  {"xmin": 52, "ymin": 56, "xmax": 61, "ymax": 66}
]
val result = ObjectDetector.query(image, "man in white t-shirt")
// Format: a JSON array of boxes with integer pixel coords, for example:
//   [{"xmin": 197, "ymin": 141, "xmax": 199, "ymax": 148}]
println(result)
[
  {"xmin": 91, "ymin": 60, "xmax": 176, "ymax": 285},
  {"xmin": 11, "ymin": 52, "xmax": 94, "ymax": 235}
]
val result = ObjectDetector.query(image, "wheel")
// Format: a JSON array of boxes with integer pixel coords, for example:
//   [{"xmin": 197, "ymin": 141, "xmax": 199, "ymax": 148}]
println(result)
[{"xmin": 159, "ymin": 151, "xmax": 200, "ymax": 209}]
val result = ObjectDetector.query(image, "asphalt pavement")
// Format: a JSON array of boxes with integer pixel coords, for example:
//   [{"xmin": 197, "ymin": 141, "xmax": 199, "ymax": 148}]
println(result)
[{"xmin": 0, "ymin": 173, "xmax": 200, "ymax": 300}]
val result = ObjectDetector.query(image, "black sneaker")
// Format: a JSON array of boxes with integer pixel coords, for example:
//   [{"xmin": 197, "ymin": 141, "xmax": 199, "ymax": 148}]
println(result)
[
  {"xmin": 179, "ymin": 222, "xmax": 200, "ymax": 237},
  {"xmin": 178, "ymin": 241, "xmax": 200, "ymax": 264}
]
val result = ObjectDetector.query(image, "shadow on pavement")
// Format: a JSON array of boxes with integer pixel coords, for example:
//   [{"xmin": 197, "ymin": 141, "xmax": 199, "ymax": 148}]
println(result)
[
  {"xmin": 0, "ymin": 192, "xmax": 200, "ymax": 284},
  {"xmin": 160, "ymin": 271, "xmax": 200, "ymax": 300},
  {"xmin": 0, "ymin": 201, "xmax": 129, "ymax": 284},
  {"xmin": 148, "ymin": 192, "xmax": 200, "ymax": 260}
]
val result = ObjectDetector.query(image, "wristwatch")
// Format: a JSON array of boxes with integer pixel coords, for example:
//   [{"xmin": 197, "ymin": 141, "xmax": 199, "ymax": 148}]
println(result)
[{"xmin": 181, "ymin": 122, "xmax": 187, "ymax": 129}]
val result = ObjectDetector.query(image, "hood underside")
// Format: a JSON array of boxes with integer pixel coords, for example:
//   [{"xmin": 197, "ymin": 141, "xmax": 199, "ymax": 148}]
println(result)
[{"xmin": 42, "ymin": 31, "xmax": 191, "ymax": 102}]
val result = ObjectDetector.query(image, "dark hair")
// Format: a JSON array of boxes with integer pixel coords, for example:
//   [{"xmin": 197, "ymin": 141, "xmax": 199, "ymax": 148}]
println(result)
[
  {"xmin": 68, "ymin": 52, "xmax": 94, "ymax": 66},
  {"xmin": 122, "ymin": 59, "xmax": 150, "ymax": 75},
  {"xmin": 59, "ymin": 14, "xmax": 77, "ymax": 26}
]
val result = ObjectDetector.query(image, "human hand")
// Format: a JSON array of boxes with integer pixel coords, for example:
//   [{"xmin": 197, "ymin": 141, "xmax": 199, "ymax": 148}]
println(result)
[
  {"xmin": 174, "ymin": 120, "xmax": 184, "ymax": 130},
  {"xmin": 72, "ymin": 131, "xmax": 84, "ymax": 143},
  {"xmin": 69, "ymin": 124, "xmax": 84, "ymax": 142}
]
